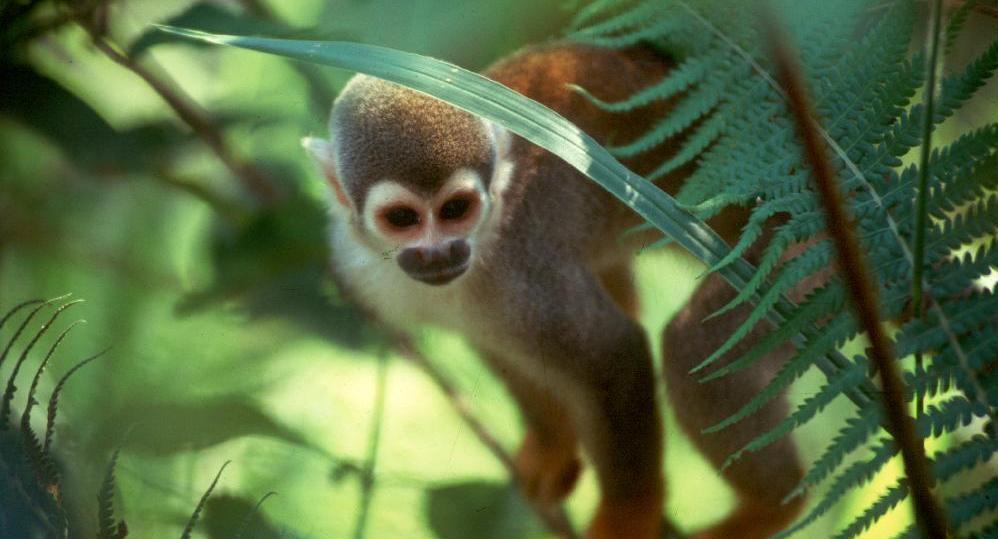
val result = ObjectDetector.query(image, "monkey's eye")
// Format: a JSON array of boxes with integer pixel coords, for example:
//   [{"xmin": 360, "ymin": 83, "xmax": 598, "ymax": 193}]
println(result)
[
  {"xmin": 439, "ymin": 197, "xmax": 472, "ymax": 221},
  {"xmin": 383, "ymin": 206, "xmax": 421, "ymax": 229}
]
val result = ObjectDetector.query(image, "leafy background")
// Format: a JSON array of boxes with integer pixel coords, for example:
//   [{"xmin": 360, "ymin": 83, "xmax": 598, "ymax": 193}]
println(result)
[{"xmin": 1, "ymin": 0, "xmax": 995, "ymax": 538}]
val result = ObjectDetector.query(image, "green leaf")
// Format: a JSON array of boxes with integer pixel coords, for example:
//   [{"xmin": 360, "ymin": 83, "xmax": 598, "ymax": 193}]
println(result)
[
  {"xmin": 96, "ymin": 397, "xmax": 312, "ymax": 456},
  {"xmin": 425, "ymin": 481, "xmax": 543, "ymax": 539},
  {"xmin": 130, "ymin": 3, "xmax": 343, "ymax": 57},
  {"xmin": 177, "ymin": 190, "xmax": 381, "ymax": 349},
  {"xmin": 204, "ymin": 494, "xmax": 283, "ymax": 539},
  {"xmin": 0, "ymin": 65, "xmax": 191, "ymax": 176}
]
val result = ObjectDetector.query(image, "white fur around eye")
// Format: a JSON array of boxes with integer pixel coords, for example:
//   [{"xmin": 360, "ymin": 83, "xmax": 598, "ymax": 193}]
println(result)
[
  {"xmin": 363, "ymin": 181, "xmax": 423, "ymax": 234},
  {"xmin": 441, "ymin": 169, "xmax": 483, "ymax": 197}
]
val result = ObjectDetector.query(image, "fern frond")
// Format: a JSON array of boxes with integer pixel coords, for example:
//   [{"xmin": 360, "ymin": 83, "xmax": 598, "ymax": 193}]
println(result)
[
  {"xmin": 20, "ymin": 321, "xmax": 84, "ymax": 429},
  {"xmin": 935, "ymin": 35, "xmax": 998, "ymax": 120},
  {"xmin": 931, "ymin": 434, "xmax": 998, "ymax": 483},
  {"xmin": 832, "ymin": 480, "xmax": 909, "ymax": 539},
  {"xmin": 943, "ymin": 0, "xmax": 977, "ymax": 55},
  {"xmin": 916, "ymin": 396, "xmax": 991, "ymax": 438},
  {"xmin": 720, "ymin": 358, "xmax": 867, "ymax": 469},
  {"xmin": 773, "ymin": 438, "xmax": 898, "ymax": 539},
  {"xmin": 569, "ymin": 3, "xmax": 998, "ymax": 536},
  {"xmin": 96, "ymin": 449, "xmax": 122, "ymax": 539},
  {"xmin": 0, "ymin": 298, "xmax": 57, "ymax": 371},
  {"xmin": 913, "ymin": 330, "xmax": 998, "ymax": 402},
  {"xmin": 0, "ymin": 299, "xmax": 44, "ymax": 333},
  {"xmin": 926, "ymin": 195, "xmax": 998, "ymax": 254},
  {"xmin": 569, "ymin": 0, "xmax": 639, "ymax": 31},
  {"xmin": 700, "ymin": 286, "xmax": 843, "ymax": 382},
  {"xmin": 18, "ymin": 321, "xmax": 83, "ymax": 490},
  {"xmin": 785, "ymin": 407, "xmax": 884, "ymax": 503},
  {"xmin": 1, "ymin": 299, "xmax": 82, "ymax": 426},
  {"xmin": 572, "ymin": 53, "xmax": 711, "ymax": 112},
  {"xmin": 705, "ymin": 318, "xmax": 851, "ymax": 434},
  {"xmin": 927, "ymin": 242, "xmax": 998, "ymax": 298},
  {"xmin": 817, "ymin": 0, "xmax": 916, "ymax": 141},
  {"xmin": 946, "ymin": 477, "xmax": 998, "ymax": 530},
  {"xmin": 581, "ymin": 16, "xmax": 686, "ymax": 49},
  {"xmin": 609, "ymin": 61, "xmax": 748, "ymax": 157},
  {"xmin": 923, "ymin": 127, "xmax": 998, "ymax": 218},
  {"xmin": 44, "ymin": 350, "xmax": 104, "ymax": 454},
  {"xmin": 568, "ymin": 0, "xmax": 669, "ymax": 39},
  {"xmin": 897, "ymin": 290, "xmax": 998, "ymax": 360}
]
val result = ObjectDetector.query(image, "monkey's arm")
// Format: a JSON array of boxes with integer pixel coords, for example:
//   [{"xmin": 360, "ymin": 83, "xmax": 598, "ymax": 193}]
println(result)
[{"xmin": 472, "ymin": 261, "xmax": 663, "ymax": 539}]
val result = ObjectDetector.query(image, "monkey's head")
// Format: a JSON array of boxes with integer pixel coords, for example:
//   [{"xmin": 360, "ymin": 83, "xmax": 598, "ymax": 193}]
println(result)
[{"xmin": 305, "ymin": 74, "xmax": 512, "ymax": 286}]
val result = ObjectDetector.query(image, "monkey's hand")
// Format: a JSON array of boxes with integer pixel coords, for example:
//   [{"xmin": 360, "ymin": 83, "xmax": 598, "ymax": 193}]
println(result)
[
  {"xmin": 514, "ymin": 430, "xmax": 581, "ymax": 505},
  {"xmin": 588, "ymin": 485, "xmax": 663, "ymax": 539}
]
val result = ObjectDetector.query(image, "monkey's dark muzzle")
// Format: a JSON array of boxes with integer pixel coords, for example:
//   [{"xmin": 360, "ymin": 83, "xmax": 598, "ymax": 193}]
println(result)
[{"xmin": 397, "ymin": 240, "xmax": 471, "ymax": 285}]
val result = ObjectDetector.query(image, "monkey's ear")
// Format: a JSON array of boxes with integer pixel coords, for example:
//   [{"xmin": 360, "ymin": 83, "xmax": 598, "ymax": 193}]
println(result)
[
  {"xmin": 488, "ymin": 121, "xmax": 513, "ymax": 159},
  {"xmin": 487, "ymin": 123, "xmax": 515, "ymax": 199},
  {"xmin": 303, "ymin": 136, "xmax": 354, "ymax": 215}
]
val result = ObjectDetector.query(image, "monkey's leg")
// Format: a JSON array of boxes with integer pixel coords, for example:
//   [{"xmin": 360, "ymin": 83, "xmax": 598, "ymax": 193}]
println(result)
[
  {"xmin": 598, "ymin": 263, "xmax": 640, "ymax": 319},
  {"xmin": 511, "ymin": 268, "xmax": 663, "ymax": 539},
  {"xmin": 483, "ymin": 354, "xmax": 582, "ymax": 505},
  {"xmin": 662, "ymin": 271, "xmax": 805, "ymax": 539}
]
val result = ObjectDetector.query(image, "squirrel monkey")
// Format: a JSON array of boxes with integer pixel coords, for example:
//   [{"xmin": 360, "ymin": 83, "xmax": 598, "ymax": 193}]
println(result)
[{"xmin": 305, "ymin": 44, "xmax": 805, "ymax": 539}]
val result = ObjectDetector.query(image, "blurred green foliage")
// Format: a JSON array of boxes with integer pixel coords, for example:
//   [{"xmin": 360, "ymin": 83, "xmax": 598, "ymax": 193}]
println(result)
[{"xmin": 1, "ymin": 1, "xmax": 994, "ymax": 538}]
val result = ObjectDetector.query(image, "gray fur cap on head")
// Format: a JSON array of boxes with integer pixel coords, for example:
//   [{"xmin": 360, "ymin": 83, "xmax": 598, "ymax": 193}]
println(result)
[{"xmin": 328, "ymin": 75, "xmax": 497, "ymax": 207}]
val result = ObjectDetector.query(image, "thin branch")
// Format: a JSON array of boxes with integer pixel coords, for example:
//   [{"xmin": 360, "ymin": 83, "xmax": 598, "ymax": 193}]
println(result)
[
  {"xmin": 390, "ymin": 332, "xmax": 579, "ymax": 539},
  {"xmin": 912, "ymin": 0, "xmax": 944, "ymax": 420},
  {"xmin": 78, "ymin": 27, "xmax": 279, "ymax": 204},
  {"xmin": 765, "ymin": 15, "xmax": 949, "ymax": 539},
  {"xmin": 351, "ymin": 352, "xmax": 389, "ymax": 539},
  {"xmin": 154, "ymin": 172, "xmax": 250, "ymax": 225}
]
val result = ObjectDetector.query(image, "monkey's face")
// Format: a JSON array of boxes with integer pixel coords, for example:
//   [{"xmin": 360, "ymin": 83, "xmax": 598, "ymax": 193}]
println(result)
[
  {"xmin": 360, "ymin": 168, "xmax": 491, "ymax": 286},
  {"xmin": 304, "ymin": 74, "xmax": 512, "ymax": 287}
]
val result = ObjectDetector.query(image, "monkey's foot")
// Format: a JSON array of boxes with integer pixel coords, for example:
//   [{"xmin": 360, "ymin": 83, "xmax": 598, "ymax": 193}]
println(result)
[
  {"xmin": 587, "ymin": 491, "xmax": 663, "ymax": 539},
  {"xmin": 514, "ymin": 432, "xmax": 581, "ymax": 505}
]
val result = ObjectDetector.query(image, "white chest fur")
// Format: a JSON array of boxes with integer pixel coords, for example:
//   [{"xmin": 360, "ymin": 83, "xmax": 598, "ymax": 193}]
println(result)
[{"xmin": 329, "ymin": 221, "xmax": 473, "ymax": 332}]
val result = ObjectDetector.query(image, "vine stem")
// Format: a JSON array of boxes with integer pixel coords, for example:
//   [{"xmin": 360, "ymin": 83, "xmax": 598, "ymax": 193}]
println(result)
[
  {"xmin": 764, "ymin": 13, "xmax": 949, "ymax": 539},
  {"xmin": 351, "ymin": 352, "xmax": 389, "ymax": 539},
  {"xmin": 77, "ymin": 23, "xmax": 280, "ymax": 205},
  {"xmin": 390, "ymin": 332, "xmax": 579, "ymax": 539},
  {"xmin": 913, "ymin": 0, "xmax": 945, "ymax": 420}
]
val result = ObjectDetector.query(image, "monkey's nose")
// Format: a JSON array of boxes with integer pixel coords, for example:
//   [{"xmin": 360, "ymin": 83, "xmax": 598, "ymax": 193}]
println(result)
[
  {"xmin": 397, "ymin": 240, "xmax": 471, "ymax": 285},
  {"xmin": 448, "ymin": 239, "xmax": 471, "ymax": 263}
]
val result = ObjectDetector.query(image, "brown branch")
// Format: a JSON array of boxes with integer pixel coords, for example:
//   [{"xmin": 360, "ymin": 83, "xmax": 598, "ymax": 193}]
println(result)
[
  {"xmin": 390, "ymin": 333, "xmax": 579, "ymax": 539},
  {"xmin": 764, "ymin": 16, "xmax": 949, "ymax": 539},
  {"xmin": 82, "ymin": 32, "xmax": 280, "ymax": 204}
]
